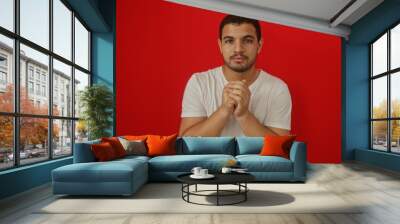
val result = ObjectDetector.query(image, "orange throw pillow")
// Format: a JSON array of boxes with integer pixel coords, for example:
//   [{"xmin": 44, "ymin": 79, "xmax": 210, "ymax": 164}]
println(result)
[
  {"xmin": 146, "ymin": 133, "xmax": 178, "ymax": 157},
  {"xmin": 260, "ymin": 135, "xmax": 296, "ymax": 159},
  {"xmin": 91, "ymin": 142, "xmax": 117, "ymax": 161},
  {"xmin": 101, "ymin": 137, "xmax": 127, "ymax": 158},
  {"xmin": 124, "ymin": 135, "xmax": 148, "ymax": 141}
]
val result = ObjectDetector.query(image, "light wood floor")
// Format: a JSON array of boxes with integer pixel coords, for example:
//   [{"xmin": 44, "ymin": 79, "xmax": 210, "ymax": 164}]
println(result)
[{"xmin": 1, "ymin": 162, "xmax": 400, "ymax": 224}]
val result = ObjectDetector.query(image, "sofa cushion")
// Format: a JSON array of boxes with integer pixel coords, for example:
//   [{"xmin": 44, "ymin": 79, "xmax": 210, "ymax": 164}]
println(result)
[
  {"xmin": 236, "ymin": 137, "xmax": 264, "ymax": 155},
  {"xmin": 148, "ymin": 154, "xmax": 235, "ymax": 172},
  {"xmin": 118, "ymin": 138, "xmax": 147, "ymax": 156},
  {"xmin": 115, "ymin": 155, "xmax": 150, "ymax": 163},
  {"xmin": 260, "ymin": 135, "xmax": 296, "ymax": 159},
  {"xmin": 147, "ymin": 134, "xmax": 178, "ymax": 156},
  {"xmin": 236, "ymin": 155, "xmax": 293, "ymax": 172},
  {"xmin": 52, "ymin": 159, "xmax": 147, "ymax": 183},
  {"xmin": 101, "ymin": 137, "xmax": 127, "ymax": 158},
  {"xmin": 91, "ymin": 142, "xmax": 118, "ymax": 161},
  {"xmin": 123, "ymin": 135, "xmax": 148, "ymax": 141},
  {"xmin": 177, "ymin": 137, "xmax": 235, "ymax": 155}
]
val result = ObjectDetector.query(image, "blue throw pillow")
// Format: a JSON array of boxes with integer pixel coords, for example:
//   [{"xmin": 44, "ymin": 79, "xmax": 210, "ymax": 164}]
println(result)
[
  {"xmin": 236, "ymin": 137, "xmax": 264, "ymax": 155},
  {"xmin": 177, "ymin": 137, "xmax": 235, "ymax": 155}
]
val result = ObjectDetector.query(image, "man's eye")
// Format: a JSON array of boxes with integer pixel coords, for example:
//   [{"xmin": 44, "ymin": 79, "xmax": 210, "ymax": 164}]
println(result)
[
  {"xmin": 244, "ymin": 39, "xmax": 253, "ymax": 44},
  {"xmin": 224, "ymin": 39, "xmax": 233, "ymax": 44}
]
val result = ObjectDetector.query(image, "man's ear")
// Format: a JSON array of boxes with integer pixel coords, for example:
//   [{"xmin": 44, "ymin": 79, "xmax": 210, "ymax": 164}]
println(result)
[
  {"xmin": 217, "ymin": 38, "xmax": 222, "ymax": 54},
  {"xmin": 257, "ymin": 38, "xmax": 263, "ymax": 54}
]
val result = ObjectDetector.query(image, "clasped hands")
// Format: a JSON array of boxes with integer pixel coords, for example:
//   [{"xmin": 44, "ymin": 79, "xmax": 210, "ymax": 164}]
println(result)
[{"xmin": 222, "ymin": 80, "xmax": 251, "ymax": 119}]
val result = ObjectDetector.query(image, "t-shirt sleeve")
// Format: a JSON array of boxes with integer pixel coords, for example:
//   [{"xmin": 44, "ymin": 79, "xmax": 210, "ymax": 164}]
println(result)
[
  {"xmin": 181, "ymin": 75, "xmax": 207, "ymax": 118},
  {"xmin": 264, "ymin": 84, "xmax": 292, "ymax": 130}
]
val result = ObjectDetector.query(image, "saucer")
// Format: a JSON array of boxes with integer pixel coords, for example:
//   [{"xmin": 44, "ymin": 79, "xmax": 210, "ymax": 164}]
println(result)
[{"xmin": 190, "ymin": 174, "xmax": 215, "ymax": 179}]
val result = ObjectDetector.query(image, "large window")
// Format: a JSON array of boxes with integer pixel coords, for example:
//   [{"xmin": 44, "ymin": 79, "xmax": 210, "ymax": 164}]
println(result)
[
  {"xmin": 371, "ymin": 23, "xmax": 400, "ymax": 154},
  {"xmin": 0, "ymin": 0, "xmax": 91, "ymax": 171}
]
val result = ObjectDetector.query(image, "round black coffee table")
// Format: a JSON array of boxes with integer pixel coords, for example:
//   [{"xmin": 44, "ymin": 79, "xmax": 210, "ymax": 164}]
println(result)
[{"xmin": 177, "ymin": 173, "xmax": 255, "ymax": 206}]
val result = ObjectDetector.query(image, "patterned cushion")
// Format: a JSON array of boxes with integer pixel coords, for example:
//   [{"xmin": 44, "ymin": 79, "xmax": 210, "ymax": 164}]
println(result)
[{"xmin": 119, "ymin": 137, "xmax": 147, "ymax": 156}]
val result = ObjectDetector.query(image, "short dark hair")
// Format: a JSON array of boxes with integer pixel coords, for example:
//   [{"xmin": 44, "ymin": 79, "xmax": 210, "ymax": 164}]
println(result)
[{"xmin": 219, "ymin": 15, "xmax": 261, "ymax": 41}]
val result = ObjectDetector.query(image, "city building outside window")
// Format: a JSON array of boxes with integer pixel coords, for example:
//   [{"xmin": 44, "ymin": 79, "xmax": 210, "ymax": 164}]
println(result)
[
  {"xmin": 28, "ymin": 81, "xmax": 34, "ymax": 94},
  {"xmin": 0, "ymin": 55, "xmax": 6, "ymax": 67},
  {"xmin": 0, "ymin": 71, "xmax": 7, "ymax": 85},
  {"xmin": 28, "ymin": 67, "xmax": 34, "ymax": 80},
  {"xmin": 41, "ymin": 73, "xmax": 46, "ymax": 83},
  {"xmin": 35, "ymin": 70, "xmax": 40, "ymax": 81},
  {"xmin": 0, "ymin": 54, "xmax": 7, "ymax": 88},
  {"xmin": 42, "ymin": 85, "xmax": 46, "ymax": 97},
  {"xmin": 35, "ymin": 83, "xmax": 40, "ymax": 95}
]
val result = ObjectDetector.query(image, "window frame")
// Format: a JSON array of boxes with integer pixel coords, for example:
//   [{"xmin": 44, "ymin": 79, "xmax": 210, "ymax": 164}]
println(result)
[
  {"xmin": 0, "ymin": 0, "xmax": 92, "ymax": 171},
  {"xmin": 0, "ymin": 53, "xmax": 7, "ymax": 88},
  {"xmin": 0, "ymin": 70, "xmax": 7, "ymax": 85},
  {"xmin": 370, "ymin": 21, "xmax": 400, "ymax": 154},
  {"xmin": 0, "ymin": 53, "xmax": 7, "ymax": 68}
]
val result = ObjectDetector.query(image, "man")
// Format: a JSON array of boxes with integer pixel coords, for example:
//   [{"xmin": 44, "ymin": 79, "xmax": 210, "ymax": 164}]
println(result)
[{"xmin": 179, "ymin": 15, "xmax": 292, "ymax": 137}]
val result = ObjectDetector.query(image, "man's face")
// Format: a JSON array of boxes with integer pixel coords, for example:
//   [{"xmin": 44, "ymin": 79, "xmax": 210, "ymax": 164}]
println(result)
[{"xmin": 218, "ymin": 23, "xmax": 263, "ymax": 73}]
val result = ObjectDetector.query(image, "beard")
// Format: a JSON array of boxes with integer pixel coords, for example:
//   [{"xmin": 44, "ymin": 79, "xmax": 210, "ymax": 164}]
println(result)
[{"xmin": 224, "ymin": 54, "xmax": 256, "ymax": 73}]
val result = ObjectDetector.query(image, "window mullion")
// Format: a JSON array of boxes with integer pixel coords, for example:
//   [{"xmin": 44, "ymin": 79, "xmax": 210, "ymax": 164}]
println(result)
[
  {"xmin": 49, "ymin": 0, "xmax": 54, "ymax": 160},
  {"xmin": 370, "ymin": 45, "xmax": 373, "ymax": 149},
  {"xmin": 388, "ymin": 30, "xmax": 391, "ymax": 152},
  {"xmin": 13, "ymin": 0, "xmax": 20, "ymax": 167},
  {"xmin": 71, "ymin": 10, "xmax": 76, "ymax": 155}
]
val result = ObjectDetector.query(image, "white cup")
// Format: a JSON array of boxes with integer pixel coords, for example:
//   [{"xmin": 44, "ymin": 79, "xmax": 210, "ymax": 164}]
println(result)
[
  {"xmin": 221, "ymin": 167, "xmax": 232, "ymax": 174},
  {"xmin": 200, "ymin": 169, "xmax": 208, "ymax": 176},
  {"xmin": 191, "ymin": 167, "xmax": 202, "ymax": 176}
]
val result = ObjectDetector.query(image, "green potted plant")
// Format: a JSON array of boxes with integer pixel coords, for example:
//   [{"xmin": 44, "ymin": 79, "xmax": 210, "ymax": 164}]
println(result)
[{"xmin": 79, "ymin": 84, "xmax": 114, "ymax": 140}]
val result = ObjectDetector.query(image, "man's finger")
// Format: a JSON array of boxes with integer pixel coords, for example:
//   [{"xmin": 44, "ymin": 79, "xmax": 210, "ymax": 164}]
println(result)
[
  {"xmin": 227, "ymin": 84, "xmax": 247, "ymax": 91},
  {"xmin": 228, "ymin": 80, "xmax": 247, "ymax": 85},
  {"xmin": 227, "ymin": 86, "xmax": 249, "ymax": 95},
  {"xmin": 223, "ymin": 86, "xmax": 233, "ymax": 94},
  {"xmin": 228, "ymin": 81, "xmax": 246, "ymax": 86},
  {"xmin": 230, "ymin": 89, "xmax": 244, "ymax": 96},
  {"xmin": 229, "ymin": 93, "xmax": 243, "ymax": 102}
]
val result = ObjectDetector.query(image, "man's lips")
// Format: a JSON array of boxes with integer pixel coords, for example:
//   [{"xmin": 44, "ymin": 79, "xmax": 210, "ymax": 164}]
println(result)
[{"xmin": 231, "ymin": 56, "xmax": 247, "ymax": 62}]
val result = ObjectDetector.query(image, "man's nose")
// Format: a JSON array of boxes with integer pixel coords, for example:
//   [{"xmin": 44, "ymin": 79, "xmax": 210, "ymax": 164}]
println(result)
[{"xmin": 234, "ymin": 40, "xmax": 244, "ymax": 52}]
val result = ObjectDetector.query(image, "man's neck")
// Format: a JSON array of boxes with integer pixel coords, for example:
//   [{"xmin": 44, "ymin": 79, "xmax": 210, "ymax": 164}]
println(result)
[{"xmin": 222, "ymin": 65, "xmax": 258, "ymax": 85}]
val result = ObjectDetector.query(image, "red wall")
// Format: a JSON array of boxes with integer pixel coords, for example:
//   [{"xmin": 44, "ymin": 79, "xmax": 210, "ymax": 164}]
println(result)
[{"xmin": 116, "ymin": 1, "xmax": 342, "ymax": 163}]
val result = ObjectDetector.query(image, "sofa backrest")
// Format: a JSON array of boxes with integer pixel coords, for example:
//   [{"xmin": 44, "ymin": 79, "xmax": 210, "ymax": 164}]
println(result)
[
  {"xmin": 176, "ymin": 137, "xmax": 236, "ymax": 155},
  {"xmin": 73, "ymin": 139, "xmax": 100, "ymax": 163},
  {"xmin": 235, "ymin": 137, "xmax": 264, "ymax": 155},
  {"xmin": 74, "ymin": 136, "xmax": 268, "ymax": 162}
]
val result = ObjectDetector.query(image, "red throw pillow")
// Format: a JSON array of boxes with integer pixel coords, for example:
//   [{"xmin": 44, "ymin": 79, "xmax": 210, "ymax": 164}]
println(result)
[
  {"xmin": 101, "ymin": 137, "xmax": 127, "ymax": 158},
  {"xmin": 91, "ymin": 142, "xmax": 117, "ymax": 161},
  {"xmin": 124, "ymin": 135, "xmax": 148, "ymax": 141},
  {"xmin": 260, "ymin": 135, "xmax": 296, "ymax": 159},
  {"xmin": 146, "ymin": 133, "xmax": 178, "ymax": 157}
]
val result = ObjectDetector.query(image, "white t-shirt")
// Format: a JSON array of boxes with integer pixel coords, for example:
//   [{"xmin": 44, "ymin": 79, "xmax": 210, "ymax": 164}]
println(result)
[{"xmin": 181, "ymin": 66, "xmax": 292, "ymax": 136}]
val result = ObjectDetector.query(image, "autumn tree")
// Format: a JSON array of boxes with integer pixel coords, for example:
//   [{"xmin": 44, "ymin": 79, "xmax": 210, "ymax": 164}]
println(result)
[
  {"xmin": 76, "ymin": 119, "xmax": 87, "ymax": 142},
  {"xmin": 391, "ymin": 99, "xmax": 400, "ymax": 143},
  {"xmin": 0, "ymin": 85, "xmax": 13, "ymax": 150},
  {"xmin": 372, "ymin": 99, "xmax": 400, "ymax": 144},
  {"xmin": 0, "ymin": 84, "xmax": 59, "ymax": 152},
  {"xmin": 372, "ymin": 99, "xmax": 387, "ymax": 140}
]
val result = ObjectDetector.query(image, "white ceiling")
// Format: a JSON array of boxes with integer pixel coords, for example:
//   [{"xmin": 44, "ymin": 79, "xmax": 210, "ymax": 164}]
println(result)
[
  {"xmin": 166, "ymin": 0, "xmax": 384, "ymax": 38},
  {"xmin": 228, "ymin": 0, "xmax": 353, "ymax": 22}
]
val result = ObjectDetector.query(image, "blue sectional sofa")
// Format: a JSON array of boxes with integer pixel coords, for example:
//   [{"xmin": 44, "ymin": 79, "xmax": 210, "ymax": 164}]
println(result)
[{"xmin": 52, "ymin": 137, "xmax": 307, "ymax": 196}]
